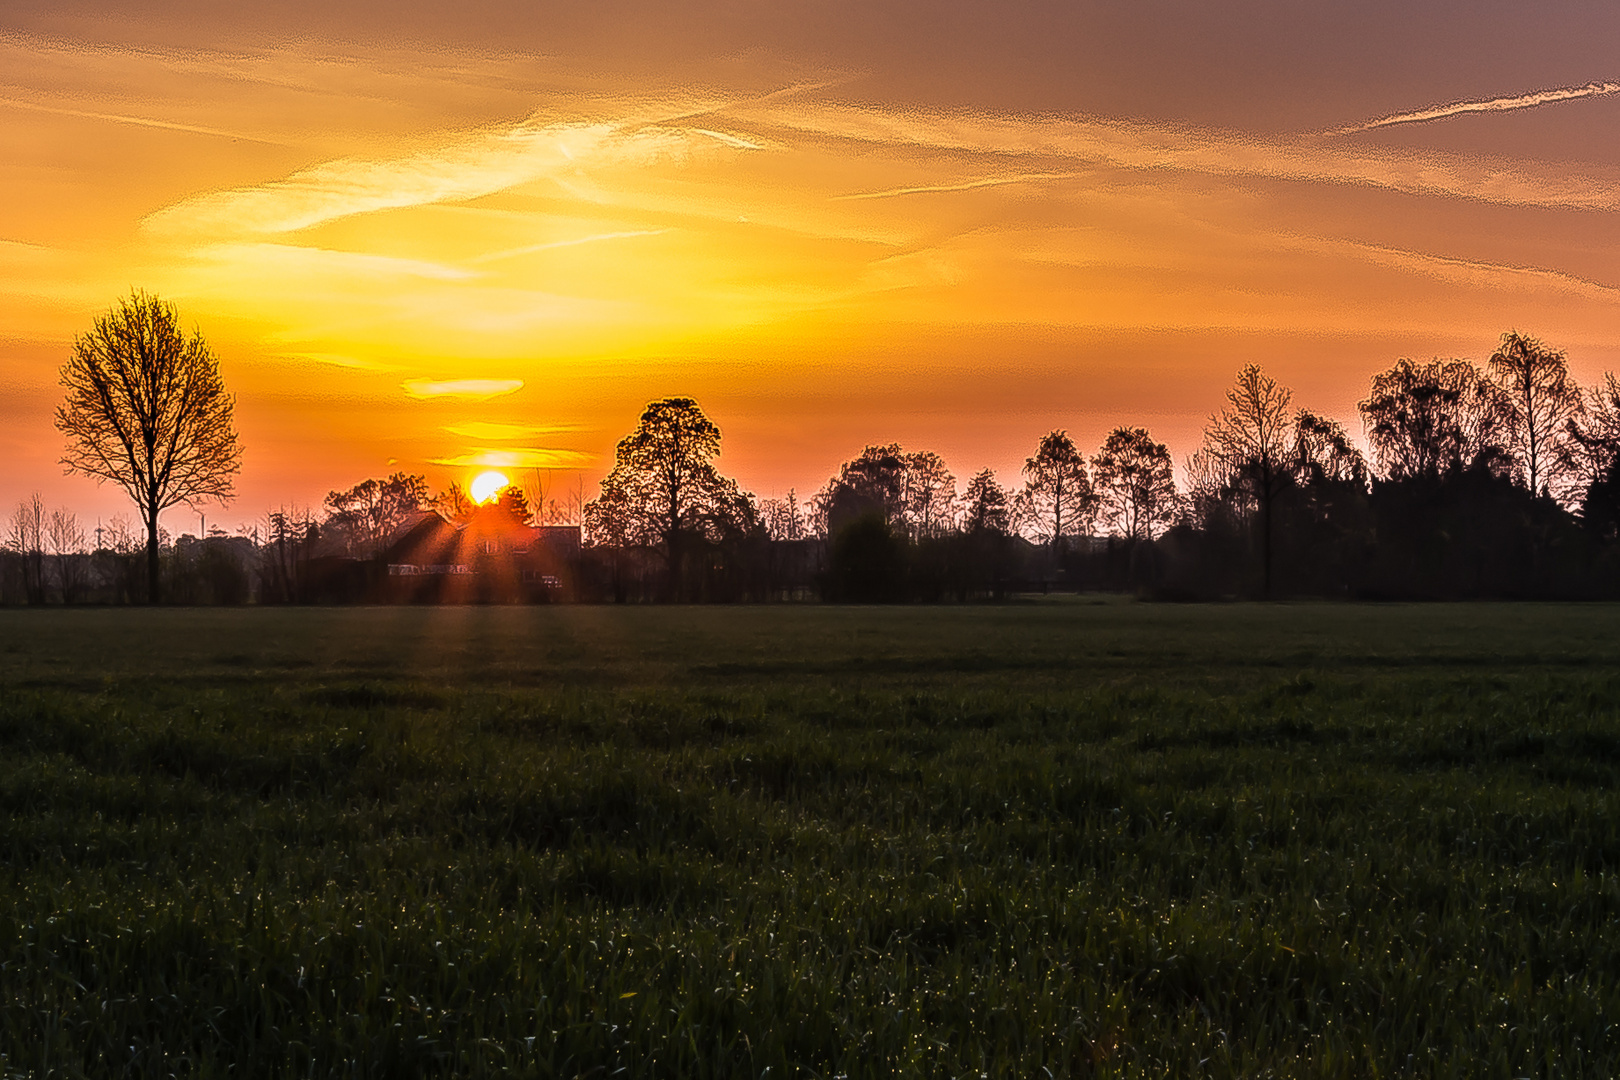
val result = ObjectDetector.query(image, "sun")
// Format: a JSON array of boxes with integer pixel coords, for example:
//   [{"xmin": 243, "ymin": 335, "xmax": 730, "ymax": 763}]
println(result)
[{"xmin": 469, "ymin": 470, "xmax": 509, "ymax": 505}]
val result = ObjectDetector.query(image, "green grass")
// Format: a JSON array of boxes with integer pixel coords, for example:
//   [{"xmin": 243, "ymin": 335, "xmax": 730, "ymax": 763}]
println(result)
[{"xmin": 1, "ymin": 600, "xmax": 1618, "ymax": 1077}]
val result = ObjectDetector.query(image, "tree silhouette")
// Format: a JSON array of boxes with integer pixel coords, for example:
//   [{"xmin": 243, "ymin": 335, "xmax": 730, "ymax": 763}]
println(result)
[
  {"xmin": 1489, "ymin": 332, "xmax": 1581, "ymax": 500},
  {"xmin": 815, "ymin": 444, "xmax": 909, "ymax": 537},
  {"xmin": 1563, "ymin": 372, "xmax": 1620, "ymax": 501},
  {"xmin": 1016, "ymin": 430, "xmax": 1094, "ymax": 554},
  {"xmin": 496, "ymin": 485, "xmax": 531, "ymax": 522},
  {"xmin": 961, "ymin": 469, "xmax": 1012, "ymax": 535},
  {"xmin": 1359, "ymin": 358, "xmax": 1509, "ymax": 481},
  {"xmin": 760, "ymin": 490, "xmax": 807, "ymax": 540},
  {"xmin": 47, "ymin": 507, "xmax": 86, "ymax": 604},
  {"xmin": 6, "ymin": 494, "xmax": 48, "ymax": 605},
  {"xmin": 56, "ymin": 291, "xmax": 241, "ymax": 603},
  {"xmin": 900, "ymin": 450, "xmax": 959, "ymax": 539},
  {"xmin": 1092, "ymin": 427, "xmax": 1178, "ymax": 542},
  {"xmin": 1201, "ymin": 364, "xmax": 1292, "ymax": 596},
  {"xmin": 324, "ymin": 472, "xmax": 429, "ymax": 555},
  {"xmin": 434, "ymin": 481, "xmax": 474, "ymax": 521},
  {"xmin": 583, "ymin": 397, "xmax": 753, "ymax": 598},
  {"xmin": 1290, "ymin": 410, "xmax": 1368, "ymax": 487}
]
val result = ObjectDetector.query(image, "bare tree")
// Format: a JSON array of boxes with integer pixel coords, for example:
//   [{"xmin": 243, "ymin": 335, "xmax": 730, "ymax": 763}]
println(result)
[
  {"xmin": 56, "ymin": 291, "xmax": 241, "ymax": 603},
  {"xmin": 1016, "ymin": 430, "xmax": 1094, "ymax": 554},
  {"xmin": 1200, "ymin": 364, "xmax": 1293, "ymax": 596},
  {"xmin": 260, "ymin": 506, "xmax": 319, "ymax": 603},
  {"xmin": 1489, "ymin": 331, "xmax": 1582, "ymax": 500},
  {"xmin": 1562, "ymin": 372, "xmax": 1620, "ymax": 499},
  {"xmin": 761, "ymin": 489, "xmax": 807, "ymax": 540},
  {"xmin": 46, "ymin": 508, "xmax": 87, "ymax": 604},
  {"xmin": 6, "ymin": 493, "xmax": 48, "ymax": 604},
  {"xmin": 1092, "ymin": 427, "xmax": 1179, "ymax": 541},
  {"xmin": 901, "ymin": 451, "xmax": 959, "ymax": 539},
  {"xmin": 434, "ymin": 481, "xmax": 474, "ymax": 521},
  {"xmin": 1182, "ymin": 447, "xmax": 1240, "ymax": 532}
]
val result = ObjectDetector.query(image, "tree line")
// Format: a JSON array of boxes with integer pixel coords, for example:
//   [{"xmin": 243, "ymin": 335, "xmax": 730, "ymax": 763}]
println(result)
[
  {"xmin": 574, "ymin": 332, "xmax": 1620, "ymax": 601},
  {"xmin": 12, "ymin": 289, "xmax": 1620, "ymax": 603}
]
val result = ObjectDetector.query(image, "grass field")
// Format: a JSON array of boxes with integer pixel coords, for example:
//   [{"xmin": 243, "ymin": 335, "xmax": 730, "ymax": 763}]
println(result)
[{"xmin": 2, "ymin": 600, "xmax": 1618, "ymax": 1078}]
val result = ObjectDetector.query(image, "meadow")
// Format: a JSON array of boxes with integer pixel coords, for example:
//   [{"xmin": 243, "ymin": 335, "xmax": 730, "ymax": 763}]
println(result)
[{"xmin": 1, "ymin": 600, "xmax": 1617, "ymax": 1078}]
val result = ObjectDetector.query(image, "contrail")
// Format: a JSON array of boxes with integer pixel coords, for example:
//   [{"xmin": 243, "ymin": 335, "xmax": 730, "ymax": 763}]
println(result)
[
  {"xmin": 1332, "ymin": 81, "xmax": 1620, "ymax": 135},
  {"xmin": 834, "ymin": 172, "xmax": 1078, "ymax": 200},
  {"xmin": 0, "ymin": 96, "xmax": 287, "ymax": 144}
]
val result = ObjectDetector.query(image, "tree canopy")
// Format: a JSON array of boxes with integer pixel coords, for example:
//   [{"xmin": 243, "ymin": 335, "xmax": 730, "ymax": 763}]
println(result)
[
  {"xmin": 1016, "ymin": 430, "xmax": 1094, "ymax": 553},
  {"xmin": 583, "ymin": 397, "xmax": 755, "ymax": 596},
  {"xmin": 56, "ymin": 290, "xmax": 241, "ymax": 603}
]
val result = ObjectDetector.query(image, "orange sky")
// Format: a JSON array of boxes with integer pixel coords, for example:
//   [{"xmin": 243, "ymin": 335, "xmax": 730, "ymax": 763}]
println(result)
[{"xmin": 6, "ymin": 4, "xmax": 1620, "ymax": 532}]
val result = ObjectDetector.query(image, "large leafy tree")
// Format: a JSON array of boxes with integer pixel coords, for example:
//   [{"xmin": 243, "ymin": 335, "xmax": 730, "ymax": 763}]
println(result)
[
  {"xmin": 814, "ymin": 444, "xmax": 909, "ymax": 537},
  {"xmin": 1358, "ymin": 358, "xmax": 1510, "ymax": 481},
  {"xmin": 324, "ymin": 472, "xmax": 430, "ymax": 556},
  {"xmin": 961, "ymin": 469, "xmax": 1012, "ymax": 535},
  {"xmin": 583, "ymin": 397, "xmax": 754, "ymax": 596},
  {"xmin": 1290, "ymin": 410, "xmax": 1368, "ymax": 488},
  {"xmin": 1092, "ymin": 427, "xmax": 1178, "ymax": 542},
  {"xmin": 813, "ymin": 444, "xmax": 958, "ymax": 540},
  {"xmin": 56, "ymin": 291, "xmax": 241, "ymax": 603},
  {"xmin": 1016, "ymin": 430, "xmax": 1094, "ymax": 554}
]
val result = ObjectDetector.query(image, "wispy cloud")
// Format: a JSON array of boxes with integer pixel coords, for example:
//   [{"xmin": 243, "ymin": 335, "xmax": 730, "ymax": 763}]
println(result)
[
  {"xmin": 734, "ymin": 99, "xmax": 1620, "ymax": 212},
  {"xmin": 431, "ymin": 448, "xmax": 593, "ymax": 469},
  {"xmin": 203, "ymin": 244, "xmax": 476, "ymax": 281},
  {"xmin": 834, "ymin": 172, "xmax": 1079, "ymax": 200},
  {"xmin": 142, "ymin": 119, "xmax": 696, "ymax": 238},
  {"xmin": 0, "ymin": 95, "xmax": 289, "ymax": 144},
  {"xmin": 467, "ymin": 230, "xmax": 666, "ymax": 263},
  {"xmin": 1331, "ymin": 82, "xmax": 1620, "ymax": 135},
  {"xmin": 281, "ymin": 351, "xmax": 396, "ymax": 371},
  {"xmin": 444, "ymin": 421, "xmax": 585, "ymax": 439},
  {"xmin": 688, "ymin": 127, "xmax": 764, "ymax": 150},
  {"xmin": 1314, "ymin": 237, "xmax": 1620, "ymax": 304},
  {"xmin": 402, "ymin": 379, "xmax": 525, "ymax": 400}
]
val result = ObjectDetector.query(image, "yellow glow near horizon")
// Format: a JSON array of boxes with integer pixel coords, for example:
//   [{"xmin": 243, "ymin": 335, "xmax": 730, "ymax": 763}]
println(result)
[
  {"xmin": 469, "ymin": 470, "xmax": 510, "ymax": 505},
  {"xmin": 6, "ymin": 28, "xmax": 1620, "ymax": 526}
]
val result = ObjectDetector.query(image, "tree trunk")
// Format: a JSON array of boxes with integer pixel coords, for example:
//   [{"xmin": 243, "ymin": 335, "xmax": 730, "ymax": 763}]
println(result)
[
  {"xmin": 146, "ymin": 508, "xmax": 161, "ymax": 605},
  {"xmin": 666, "ymin": 529, "xmax": 684, "ymax": 602},
  {"xmin": 1260, "ymin": 468, "xmax": 1273, "ymax": 600}
]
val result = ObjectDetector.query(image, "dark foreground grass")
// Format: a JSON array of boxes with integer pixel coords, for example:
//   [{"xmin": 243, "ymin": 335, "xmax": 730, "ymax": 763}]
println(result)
[{"xmin": 1, "ymin": 601, "xmax": 1618, "ymax": 1077}]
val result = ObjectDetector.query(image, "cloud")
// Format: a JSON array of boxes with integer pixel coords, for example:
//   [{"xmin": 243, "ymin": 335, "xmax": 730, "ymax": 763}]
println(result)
[
  {"xmin": 431, "ymin": 448, "xmax": 594, "ymax": 469},
  {"xmin": 281, "ymin": 351, "xmax": 396, "ymax": 371},
  {"xmin": 467, "ymin": 230, "xmax": 666, "ymax": 263},
  {"xmin": 402, "ymin": 378, "xmax": 524, "ymax": 400},
  {"xmin": 1314, "ymin": 237, "xmax": 1620, "ymax": 304},
  {"xmin": 834, "ymin": 171, "xmax": 1079, "ymax": 200},
  {"xmin": 688, "ymin": 127, "xmax": 765, "ymax": 150},
  {"xmin": 201, "ymin": 243, "xmax": 475, "ymax": 281},
  {"xmin": 140, "ymin": 108, "xmax": 726, "ymax": 239},
  {"xmin": 731, "ymin": 99, "xmax": 1620, "ymax": 212},
  {"xmin": 1331, "ymin": 82, "xmax": 1620, "ymax": 135},
  {"xmin": 0, "ymin": 95, "xmax": 288, "ymax": 144},
  {"xmin": 444, "ymin": 421, "xmax": 585, "ymax": 439}
]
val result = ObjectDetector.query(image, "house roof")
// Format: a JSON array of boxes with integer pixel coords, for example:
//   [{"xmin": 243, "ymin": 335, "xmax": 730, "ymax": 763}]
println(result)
[{"xmin": 380, "ymin": 504, "xmax": 574, "ymax": 566}]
